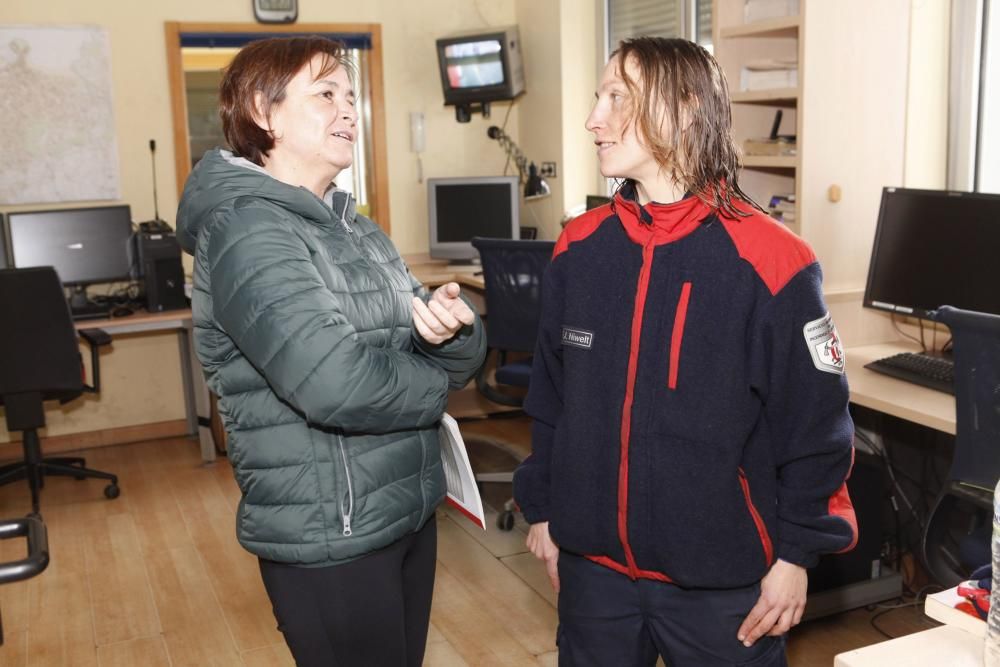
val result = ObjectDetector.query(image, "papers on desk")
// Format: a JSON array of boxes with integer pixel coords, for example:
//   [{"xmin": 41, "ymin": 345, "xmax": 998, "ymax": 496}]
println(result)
[
  {"xmin": 926, "ymin": 586, "xmax": 986, "ymax": 637},
  {"xmin": 438, "ymin": 414, "xmax": 486, "ymax": 530}
]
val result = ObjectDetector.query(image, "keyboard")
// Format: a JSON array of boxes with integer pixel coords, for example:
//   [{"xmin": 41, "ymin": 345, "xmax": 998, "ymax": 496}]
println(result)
[{"xmin": 864, "ymin": 352, "xmax": 955, "ymax": 395}]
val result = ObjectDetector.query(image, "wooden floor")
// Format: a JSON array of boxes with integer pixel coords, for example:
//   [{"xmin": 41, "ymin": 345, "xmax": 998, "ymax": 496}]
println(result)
[{"xmin": 0, "ymin": 420, "xmax": 939, "ymax": 666}]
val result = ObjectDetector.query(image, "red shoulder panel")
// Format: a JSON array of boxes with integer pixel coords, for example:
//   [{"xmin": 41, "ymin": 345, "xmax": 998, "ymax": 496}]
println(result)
[
  {"xmin": 553, "ymin": 205, "xmax": 613, "ymax": 259},
  {"xmin": 719, "ymin": 206, "xmax": 816, "ymax": 295}
]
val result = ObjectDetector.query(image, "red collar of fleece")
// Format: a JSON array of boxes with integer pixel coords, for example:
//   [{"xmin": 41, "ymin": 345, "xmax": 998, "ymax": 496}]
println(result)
[{"xmin": 612, "ymin": 182, "xmax": 714, "ymax": 246}]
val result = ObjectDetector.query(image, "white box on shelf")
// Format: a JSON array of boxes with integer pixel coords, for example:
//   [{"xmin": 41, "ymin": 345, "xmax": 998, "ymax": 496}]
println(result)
[
  {"xmin": 744, "ymin": 0, "xmax": 800, "ymax": 24},
  {"xmin": 740, "ymin": 67, "xmax": 798, "ymax": 91}
]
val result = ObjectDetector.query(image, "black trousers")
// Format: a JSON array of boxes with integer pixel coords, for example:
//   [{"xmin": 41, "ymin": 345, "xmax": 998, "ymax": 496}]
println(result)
[
  {"xmin": 557, "ymin": 551, "xmax": 787, "ymax": 667},
  {"xmin": 259, "ymin": 516, "xmax": 437, "ymax": 667}
]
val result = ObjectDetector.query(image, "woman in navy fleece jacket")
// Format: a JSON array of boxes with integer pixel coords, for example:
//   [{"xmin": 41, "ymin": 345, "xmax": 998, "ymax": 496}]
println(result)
[{"xmin": 513, "ymin": 37, "xmax": 858, "ymax": 666}]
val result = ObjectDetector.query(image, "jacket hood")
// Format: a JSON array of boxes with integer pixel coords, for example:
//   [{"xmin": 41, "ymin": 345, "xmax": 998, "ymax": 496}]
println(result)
[{"xmin": 175, "ymin": 148, "xmax": 357, "ymax": 254}]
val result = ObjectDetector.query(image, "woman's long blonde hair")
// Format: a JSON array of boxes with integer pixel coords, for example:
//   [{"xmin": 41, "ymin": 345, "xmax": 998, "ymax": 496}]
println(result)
[{"xmin": 612, "ymin": 37, "xmax": 760, "ymax": 218}]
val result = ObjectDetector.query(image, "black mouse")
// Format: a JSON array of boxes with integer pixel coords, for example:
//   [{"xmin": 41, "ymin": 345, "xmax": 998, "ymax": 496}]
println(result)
[{"xmin": 110, "ymin": 306, "xmax": 134, "ymax": 318}]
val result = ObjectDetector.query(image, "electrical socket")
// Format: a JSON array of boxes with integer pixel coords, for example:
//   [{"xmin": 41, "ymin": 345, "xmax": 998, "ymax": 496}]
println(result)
[{"xmin": 540, "ymin": 161, "xmax": 557, "ymax": 178}]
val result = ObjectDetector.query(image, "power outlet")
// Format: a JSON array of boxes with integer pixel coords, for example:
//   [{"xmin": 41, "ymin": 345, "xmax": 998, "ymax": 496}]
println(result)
[{"xmin": 540, "ymin": 161, "xmax": 557, "ymax": 178}]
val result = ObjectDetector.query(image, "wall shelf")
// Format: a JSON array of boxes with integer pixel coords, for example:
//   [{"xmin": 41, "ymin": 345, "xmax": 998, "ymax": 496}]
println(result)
[
  {"xmin": 720, "ymin": 15, "xmax": 800, "ymax": 39},
  {"xmin": 730, "ymin": 88, "xmax": 799, "ymax": 106}
]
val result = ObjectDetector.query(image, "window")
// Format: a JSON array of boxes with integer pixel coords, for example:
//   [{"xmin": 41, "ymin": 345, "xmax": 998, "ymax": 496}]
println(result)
[
  {"xmin": 606, "ymin": 0, "xmax": 713, "ymax": 57},
  {"xmin": 949, "ymin": 0, "xmax": 998, "ymax": 194}
]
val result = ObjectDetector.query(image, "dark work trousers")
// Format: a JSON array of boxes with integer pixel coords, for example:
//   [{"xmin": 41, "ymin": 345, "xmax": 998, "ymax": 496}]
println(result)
[
  {"xmin": 557, "ymin": 551, "xmax": 787, "ymax": 667},
  {"xmin": 258, "ymin": 516, "xmax": 437, "ymax": 667}
]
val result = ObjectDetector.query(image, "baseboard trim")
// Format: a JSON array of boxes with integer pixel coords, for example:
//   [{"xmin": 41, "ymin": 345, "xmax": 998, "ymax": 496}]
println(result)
[{"xmin": 0, "ymin": 419, "xmax": 189, "ymax": 461}]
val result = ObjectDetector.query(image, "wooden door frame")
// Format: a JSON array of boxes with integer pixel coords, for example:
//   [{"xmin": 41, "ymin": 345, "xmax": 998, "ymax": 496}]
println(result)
[{"xmin": 164, "ymin": 22, "xmax": 391, "ymax": 234}]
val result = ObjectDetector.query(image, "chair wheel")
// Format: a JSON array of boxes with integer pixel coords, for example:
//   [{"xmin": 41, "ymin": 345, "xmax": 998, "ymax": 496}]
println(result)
[
  {"xmin": 104, "ymin": 484, "xmax": 120, "ymax": 499},
  {"xmin": 497, "ymin": 510, "xmax": 515, "ymax": 531}
]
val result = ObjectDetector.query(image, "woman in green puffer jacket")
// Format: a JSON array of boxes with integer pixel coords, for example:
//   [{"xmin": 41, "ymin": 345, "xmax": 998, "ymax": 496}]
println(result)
[{"xmin": 175, "ymin": 36, "xmax": 486, "ymax": 667}]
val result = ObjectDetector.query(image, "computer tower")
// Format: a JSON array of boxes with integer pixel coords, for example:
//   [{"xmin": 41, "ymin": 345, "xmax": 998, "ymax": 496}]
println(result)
[
  {"xmin": 809, "ymin": 451, "xmax": 887, "ymax": 593},
  {"xmin": 136, "ymin": 227, "xmax": 186, "ymax": 312}
]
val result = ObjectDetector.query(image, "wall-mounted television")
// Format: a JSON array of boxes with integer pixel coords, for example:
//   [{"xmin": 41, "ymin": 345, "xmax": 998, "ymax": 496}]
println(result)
[
  {"xmin": 436, "ymin": 26, "xmax": 525, "ymax": 121},
  {"xmin": 428, "ymin": 176, "xmax": 520, "ymax": 263}
]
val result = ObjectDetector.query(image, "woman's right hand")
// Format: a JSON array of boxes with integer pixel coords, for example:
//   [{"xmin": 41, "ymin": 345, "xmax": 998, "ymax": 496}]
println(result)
[{"xmin": 527, "ymin": 521, "xmax": 560, "ymax": 592}]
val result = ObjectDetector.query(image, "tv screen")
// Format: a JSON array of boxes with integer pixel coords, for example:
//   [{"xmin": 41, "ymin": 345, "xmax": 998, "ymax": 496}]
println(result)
[
  {"xmin": 436, "ymin": 27, "xmax": 525, "ymax": 107},
  {"xmin": 863, "ymin": 187, "xmax": 1000, "ymax": 320},
  {"xmin": 428, "ymin": 176, "xmax": 519, "ymax": 262},
  {"xmin": 444, "ymin": 39, "xmax": 504, "ymax": 88}
]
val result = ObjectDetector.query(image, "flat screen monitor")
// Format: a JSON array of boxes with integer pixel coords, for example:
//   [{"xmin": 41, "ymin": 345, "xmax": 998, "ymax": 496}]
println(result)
[
  {"xmin": 863, "ymin": 187, "xmax": 1000, "ymax": 320},
  {"xmin": 586, "ymin": 194, "xmax": 611, "ymax": 210},
  {"xmin": 428, "ymin": 176, "xmax": 519, "ymax": 262},
  {"xmin": 7, "ymin": 205, "xmax": 134, "ymax": 286},
  {"xmin": 0, "ymin": 214, "xmax": 9, "ymax": 269}
]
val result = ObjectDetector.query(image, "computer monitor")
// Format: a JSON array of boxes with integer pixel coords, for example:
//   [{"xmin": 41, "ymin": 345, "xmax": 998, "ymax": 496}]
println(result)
[
  {"xmin": 7, "ymin": 205, "xmax": 134, "ymax": 313},
  {"xmin": 428, "ymin": 176, "xmax": 519, "ymax": 262},
  {"xmin": 863, "ymin": 187, "xmax": 1000, "ymax": 320},
  {"xmin": 0, "ymin": 214, "xmax": 9, "ymax": 269},
  {"xmin": 585, "ymin": 194, "xmax": 611, "ymax": 210}
]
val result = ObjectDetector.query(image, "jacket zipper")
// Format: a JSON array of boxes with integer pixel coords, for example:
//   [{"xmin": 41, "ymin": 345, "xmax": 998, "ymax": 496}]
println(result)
[
  {"xmin": 737, "ymin": 467, "xmax": 774, "ymax": 565},
  {"xmin": 337, "ymin": 435, "xmax": 354, "ymax": 536},
  {"xmin": 616, "ymin": 239, "xmax": 656, "ymax": 579},
  {"xmin": 667, "ymin": 282, "xmax": 692, "ymax": 390}
]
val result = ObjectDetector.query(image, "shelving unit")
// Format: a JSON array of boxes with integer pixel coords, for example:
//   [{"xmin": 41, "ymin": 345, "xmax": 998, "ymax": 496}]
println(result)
[{"xmin": 714, "ymin": 0, "xmax": 801, "ymax": 233}]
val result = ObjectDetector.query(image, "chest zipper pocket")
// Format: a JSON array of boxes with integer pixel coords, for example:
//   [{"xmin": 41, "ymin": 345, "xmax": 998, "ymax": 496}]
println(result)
[
  {"xmin": 667, "ymin": 282, "xmax": 692, "ymax": 390},
  {"xmin": 336, "ymin": 435, "xmax": 354, "ymax": 536}
]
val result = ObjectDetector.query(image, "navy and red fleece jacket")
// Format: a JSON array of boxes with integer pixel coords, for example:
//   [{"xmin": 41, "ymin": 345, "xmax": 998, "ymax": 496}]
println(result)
[{"xmin": 513, "ymin": 185, "xmax": 858, "ymax": 589}]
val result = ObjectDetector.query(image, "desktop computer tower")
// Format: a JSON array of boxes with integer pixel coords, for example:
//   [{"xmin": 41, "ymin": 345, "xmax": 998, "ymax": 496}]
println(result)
[
  {"xmin": 136, "ymin": 227, "xmax": 186, "ymax": 312},
  {"xmin": 809, "ymin": 451, "xmax": 887, "ymax": 593}
]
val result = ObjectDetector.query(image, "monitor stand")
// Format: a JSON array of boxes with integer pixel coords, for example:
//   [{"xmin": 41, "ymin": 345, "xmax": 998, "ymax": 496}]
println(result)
[{"xmin": 68, "ymin": 286, "xmax": 110, "ymax": 320}]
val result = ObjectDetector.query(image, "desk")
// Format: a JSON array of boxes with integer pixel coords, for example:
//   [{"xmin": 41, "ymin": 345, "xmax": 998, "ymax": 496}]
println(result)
[
  {"xmin": 76, "ymin": 309, "xmax": 215, "ymax": 463},
  {"xmin": 403, "ymin": 254, "xmax": 485, "ymax": 291},
  {"xmin": 847, "ymin": 342, "xmax": 956, "ymax": 435},
  {"xmin": 834, "ymin": 624, "xmax": 982, "ymax": 666}
]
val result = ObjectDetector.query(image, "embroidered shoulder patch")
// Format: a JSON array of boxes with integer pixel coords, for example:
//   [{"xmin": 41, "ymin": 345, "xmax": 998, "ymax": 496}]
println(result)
[
  {"xmin": 803, "ymin": 313, "xmax": 845, "ymax": 375},
  {"xmin": 561, "ymin": 326, "xmax": 594, "ymax": 350}
]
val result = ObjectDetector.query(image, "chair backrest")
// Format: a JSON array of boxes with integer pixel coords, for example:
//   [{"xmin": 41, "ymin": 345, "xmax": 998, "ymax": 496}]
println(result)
[
  {"xmin": 471, "ymin": 238, "xmax": 555, "ymax": 353},
  {"xmin": 0, "ymin": 267, "xmax": 83, "ymax": 404},
  {"xmin": 934, "ymin": 305, "xmax": 1000, "ymax": 491}
]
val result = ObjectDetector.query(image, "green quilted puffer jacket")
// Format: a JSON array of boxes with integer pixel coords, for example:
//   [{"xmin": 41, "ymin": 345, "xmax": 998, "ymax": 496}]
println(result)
[{"xmin": 176, "ymin": 149, "xmax": 486, "ymax": 566}]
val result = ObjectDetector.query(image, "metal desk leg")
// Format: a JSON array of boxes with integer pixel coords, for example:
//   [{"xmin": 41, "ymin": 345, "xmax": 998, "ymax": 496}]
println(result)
[{"xmin": 179, "ymin": 324, "xmax": 216, "ymax": 463}]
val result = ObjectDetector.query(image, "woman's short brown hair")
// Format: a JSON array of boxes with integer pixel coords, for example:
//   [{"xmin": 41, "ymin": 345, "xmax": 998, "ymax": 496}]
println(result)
[
  {"xmin": 612, "ymin": 37, "xmax": 758, "ymax": 218},
  {"xmin": 219, "ymin": 36, "xmax": 354, "ymax": 166}
]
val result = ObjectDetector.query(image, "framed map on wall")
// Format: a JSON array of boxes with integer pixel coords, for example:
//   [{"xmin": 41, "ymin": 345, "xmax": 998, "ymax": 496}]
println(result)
[{"xmin": 0, "ymin": 25, "xmax": 120, "ymax": 204}]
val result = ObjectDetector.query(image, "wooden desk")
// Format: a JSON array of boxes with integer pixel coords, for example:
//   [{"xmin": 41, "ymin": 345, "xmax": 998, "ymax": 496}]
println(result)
[
  {"xmin": 404, "ymin": 254, "xmax": 485, "ymax": 291},
  {"xmin": 847, "ymin": 342, "xmax": 956, "ymax": 435},
  {"xmin": 834, "ymin": 625, "xmax": 982, "ymax": 666},
  {"xmin": 76, "ymin": 309, "xmax": 215, "ymax": 463}
]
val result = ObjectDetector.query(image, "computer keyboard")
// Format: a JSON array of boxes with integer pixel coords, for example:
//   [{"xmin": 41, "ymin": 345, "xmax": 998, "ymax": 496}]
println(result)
[{"xmin": 864, "ymin": 352, "xmax": 955, "ymax": 395}]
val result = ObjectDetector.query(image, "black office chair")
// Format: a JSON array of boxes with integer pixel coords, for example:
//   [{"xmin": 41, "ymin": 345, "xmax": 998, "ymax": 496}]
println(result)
[
  {"xmin": 0, "ymin": 267, "xmax": 120, "ymax": 514},
  {"xmin": 469, "ymin": 238, "xmax": 554, "ymax": 529},
  {"xmin": 921, "ymin": 305, "xmax": 1000, "ymax": 586},
  {"xmin": 0, "ymin": 515, "xmax": 48, "ymax": 645}
]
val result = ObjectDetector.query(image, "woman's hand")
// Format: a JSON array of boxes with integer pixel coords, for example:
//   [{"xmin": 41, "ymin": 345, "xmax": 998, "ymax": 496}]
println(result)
[
  {"xmin": 412, "ymin": 282, "xmax": 475, "ymax": 344},
  {"xmin": 526, "ymin": 521, "xmax": 560, "ymax": 592},
  {"xmin": 737, "ymin": 559, "xmax": 808, "ymax": 647}
]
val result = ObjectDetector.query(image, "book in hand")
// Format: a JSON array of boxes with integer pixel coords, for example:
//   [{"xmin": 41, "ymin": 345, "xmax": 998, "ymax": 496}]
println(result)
[{"xmin": 438, "ymin": 413, "xmax": 487, "ymax": 530}]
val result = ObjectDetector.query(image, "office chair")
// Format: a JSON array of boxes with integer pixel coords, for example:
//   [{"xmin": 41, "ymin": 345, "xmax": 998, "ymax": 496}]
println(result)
[
  {"xmin": 0, "ymin": 514, "xmax": 48, "ymax": 645},
  {"xmin": 920, "ymin": 305, "xmax": 1000, "ymax": 587},
  {"xmin": 469, "ymin": 238, "xmax": 554, "ymax": 529},
  {"xmin": 0, "ymin": 267, "xmax": 120, "ymax": 515}
]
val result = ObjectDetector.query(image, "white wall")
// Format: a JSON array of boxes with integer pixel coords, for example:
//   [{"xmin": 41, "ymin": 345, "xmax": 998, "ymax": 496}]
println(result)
[{"xmin": 904, "ymin": 0, "xmax": 950, "ymax": 189}]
